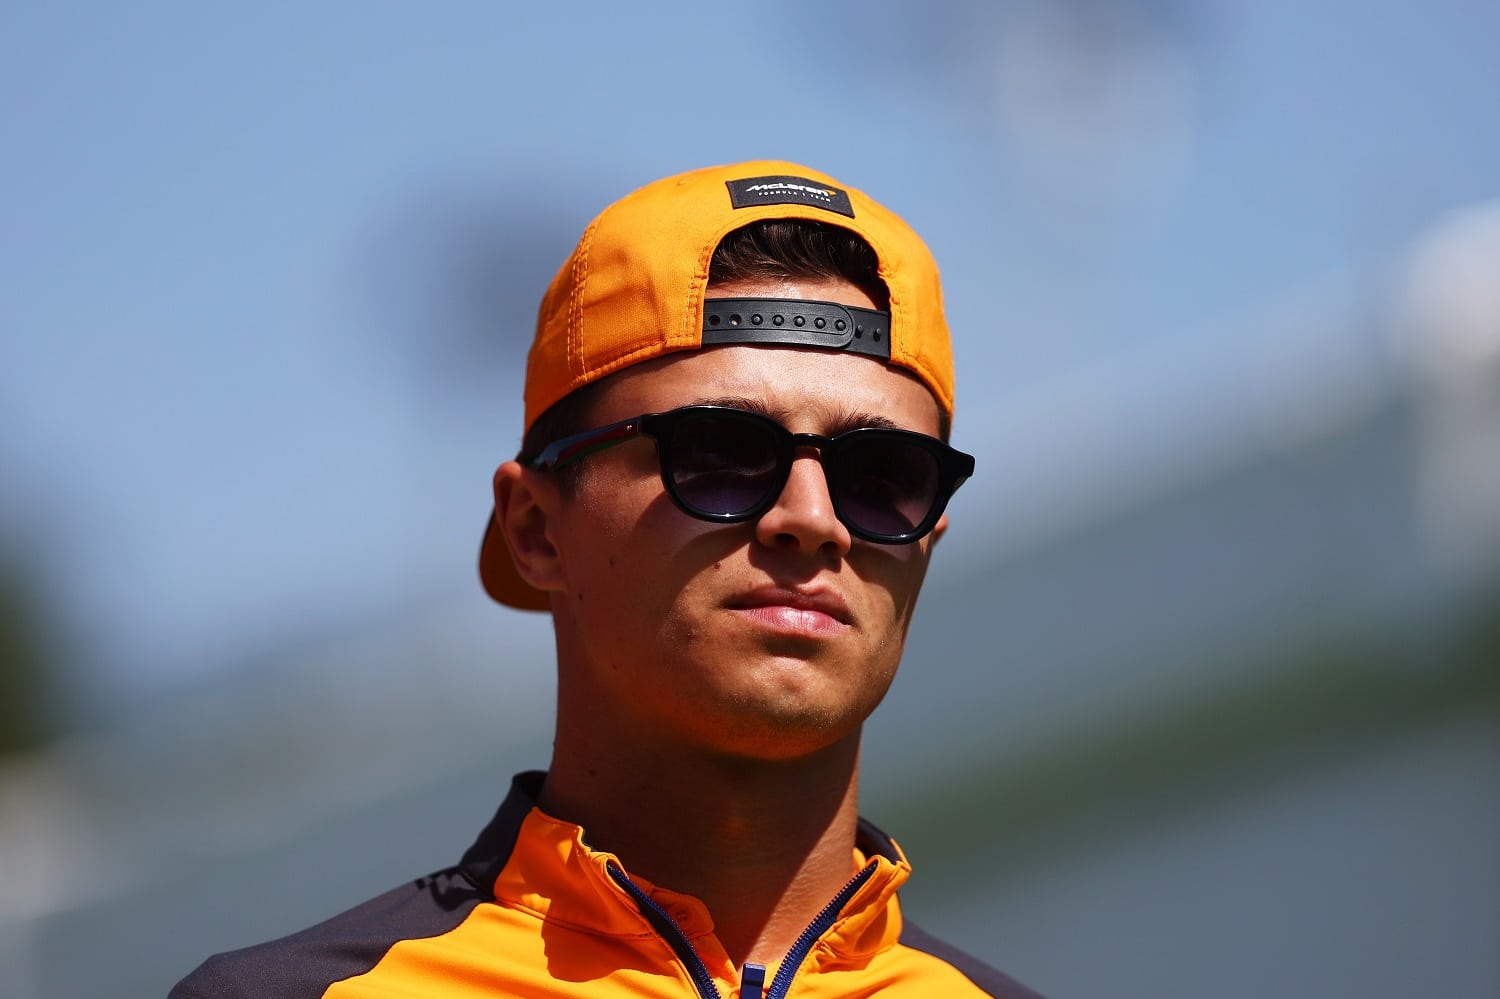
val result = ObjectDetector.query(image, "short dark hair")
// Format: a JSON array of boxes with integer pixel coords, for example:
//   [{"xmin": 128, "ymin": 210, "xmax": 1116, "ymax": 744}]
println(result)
[
  {"xmin": 706, "ymin": 219, "xmax": 889, "ymax": 309},
  {"xmin": 518, "ymin": 219, "xmax": 935, "ymax": 487}
]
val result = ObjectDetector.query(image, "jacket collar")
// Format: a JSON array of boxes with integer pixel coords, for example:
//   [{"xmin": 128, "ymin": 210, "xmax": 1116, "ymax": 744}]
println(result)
[{"xmin": 459, "ymin": 770, "xmax": 912, "ymax": 962}]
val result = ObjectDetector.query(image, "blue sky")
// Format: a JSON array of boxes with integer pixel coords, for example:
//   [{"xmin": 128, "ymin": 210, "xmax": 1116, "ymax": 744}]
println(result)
[{"xmin": 3, "ymin": 0, "xmax": 1498, "ymax": 712}]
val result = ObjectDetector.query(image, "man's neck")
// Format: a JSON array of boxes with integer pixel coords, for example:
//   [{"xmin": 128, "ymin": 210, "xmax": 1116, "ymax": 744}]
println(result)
[{"xmin": 539, "ymin": 724, "xmax": 865, "ymax": 969}]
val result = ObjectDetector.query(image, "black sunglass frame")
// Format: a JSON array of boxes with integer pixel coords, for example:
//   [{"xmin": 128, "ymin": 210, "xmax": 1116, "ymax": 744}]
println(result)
[{"xmin": 528, "ymin": 405, "xmax": 975, "ymax": 544}]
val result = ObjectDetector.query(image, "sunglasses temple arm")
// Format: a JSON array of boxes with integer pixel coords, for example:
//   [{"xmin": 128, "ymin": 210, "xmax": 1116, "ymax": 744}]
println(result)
[{"xmin": 531, "ymin": 419, "xmax": 643, "ymax": 470}]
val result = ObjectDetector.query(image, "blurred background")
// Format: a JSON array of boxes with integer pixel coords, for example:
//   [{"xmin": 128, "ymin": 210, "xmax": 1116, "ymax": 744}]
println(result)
[{"xmin": 3, "ymin": 1, "xmax": 1499, "ymax": 996}]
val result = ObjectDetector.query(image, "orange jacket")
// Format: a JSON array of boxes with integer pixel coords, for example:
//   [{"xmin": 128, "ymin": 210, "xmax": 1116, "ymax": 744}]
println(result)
[{"xmin": 173, "ymin": 772, "xmax": 1043, "ymax": 998}]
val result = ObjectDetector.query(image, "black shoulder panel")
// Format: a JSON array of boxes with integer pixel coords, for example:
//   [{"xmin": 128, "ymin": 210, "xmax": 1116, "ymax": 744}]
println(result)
[
  {"xmin": 170, "ymin": 773, "xmax": 544, "ymax": 998},
  {"xmin": 898, "ymin": 920, "xmax": 1050, "ymax": 999},
  {"xmin": 168, "ymin": 868, "xmax": 488, "ymax": 998}
]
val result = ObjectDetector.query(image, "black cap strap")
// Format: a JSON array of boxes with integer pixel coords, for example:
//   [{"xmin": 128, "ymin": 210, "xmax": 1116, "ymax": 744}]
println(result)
[{"xmin": 701, "ymin": 297, "xmax": 890, "ymax": 361}]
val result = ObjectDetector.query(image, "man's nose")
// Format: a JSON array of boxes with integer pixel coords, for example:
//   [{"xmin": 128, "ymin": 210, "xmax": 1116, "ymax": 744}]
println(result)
[{"xmin": 752, "ymin": 447, "xmax": 853, "ymax": 557}]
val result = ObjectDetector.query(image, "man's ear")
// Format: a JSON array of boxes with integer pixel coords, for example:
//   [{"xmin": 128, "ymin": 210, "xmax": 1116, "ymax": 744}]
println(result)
[
  {"xmin": 930, "ymin": 512, "xmax": 950, "ymax": 546},
  {"xmin": 494, "ymin": 460, "xmax": 566, "ymax": 593}
]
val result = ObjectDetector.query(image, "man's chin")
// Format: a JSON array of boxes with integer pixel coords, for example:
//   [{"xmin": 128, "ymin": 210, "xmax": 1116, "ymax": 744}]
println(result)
[{"xmin": 692, "ymin": 689, "xmax": 880, "ymax": 763}]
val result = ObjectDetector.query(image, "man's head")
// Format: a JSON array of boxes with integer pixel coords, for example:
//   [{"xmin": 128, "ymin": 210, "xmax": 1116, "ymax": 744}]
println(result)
[
  {"xmin": 481, "ymin": 160, "xmax": 962, "ymax": 608},
  {"xmin": 481, "ymin": 161, "xmax": 970, "ymax": 758}
]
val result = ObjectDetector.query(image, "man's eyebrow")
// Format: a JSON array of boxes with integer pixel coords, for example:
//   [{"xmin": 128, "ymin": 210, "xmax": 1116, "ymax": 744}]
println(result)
[
  {"xmin": 689, "ymin": 395, "xmax": 772, "ymax": 415},
  {"xmin": 688, "ymin": 396, "xmax": 905, "ymax": 434}
]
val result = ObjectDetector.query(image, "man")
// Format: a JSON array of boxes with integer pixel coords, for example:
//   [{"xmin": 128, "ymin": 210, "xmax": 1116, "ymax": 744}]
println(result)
[{"xmin": 173, "ymin": 161, "xmax": 1044, "ymax": 998}]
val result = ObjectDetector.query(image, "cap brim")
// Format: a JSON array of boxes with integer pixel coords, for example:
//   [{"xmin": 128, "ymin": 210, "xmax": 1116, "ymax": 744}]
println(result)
[{"xmin": 478, "ymin": 510, "xmax": 552, "ymax": 611}]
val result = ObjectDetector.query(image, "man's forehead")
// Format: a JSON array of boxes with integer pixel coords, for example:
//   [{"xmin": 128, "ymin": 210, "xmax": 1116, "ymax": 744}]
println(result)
[
  {"xmin": 585, "ymin": 345, "xmax": 945, "ymax": 436},
  {"xmin": 684, "ymin": 394, "xmax": 905, "ymax": 436}
]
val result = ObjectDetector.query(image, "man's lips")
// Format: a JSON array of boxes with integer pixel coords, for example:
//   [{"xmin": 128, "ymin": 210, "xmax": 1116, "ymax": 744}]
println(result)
[{"xmin": 726, "ymin": 585, "xmax": 854, "ymax": 630}]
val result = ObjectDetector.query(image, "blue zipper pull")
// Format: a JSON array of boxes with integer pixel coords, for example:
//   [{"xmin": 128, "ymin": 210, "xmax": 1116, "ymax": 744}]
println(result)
[{"xmin": 740, "ymin": 962, "xmax": 766, "ymax": 999}]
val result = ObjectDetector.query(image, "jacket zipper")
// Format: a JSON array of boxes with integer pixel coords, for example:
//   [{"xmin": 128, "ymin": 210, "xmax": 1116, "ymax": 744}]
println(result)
[
  {"xmin": 762, "ymin": 863, "xmax": 876, "ymax": 999},
  {"xmin": 608, "ymin": 859, "xmax": 878, "ymax": 999},
  {"xmin": 608, "ymin": 863, "xmax": 723, "ymax": 999}
]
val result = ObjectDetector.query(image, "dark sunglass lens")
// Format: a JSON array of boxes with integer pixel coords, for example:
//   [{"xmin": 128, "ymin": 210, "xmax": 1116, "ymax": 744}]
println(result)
[
  {"xmin": 833, "ymin": 435, "xmax": 941, "ymax": 537},
  {"xmin": 668, "ymin": 413, "xmax": 781, "ymax": 516}
]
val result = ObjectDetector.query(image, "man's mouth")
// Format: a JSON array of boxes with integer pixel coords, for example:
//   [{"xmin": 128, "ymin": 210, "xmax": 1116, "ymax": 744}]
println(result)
[{"xmin": 726, "ymin": 585, "xmax": 853, "ymax": 635}]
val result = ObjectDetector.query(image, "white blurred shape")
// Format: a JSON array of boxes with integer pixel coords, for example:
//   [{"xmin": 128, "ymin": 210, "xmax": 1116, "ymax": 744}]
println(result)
[
  {"xmin": 1399, "ymin": 201, "xmax": 1500, "ymax": 375},
  {"xmin": 1397, "ymin": 200, "xmax": 1500, "ymax": 584}
]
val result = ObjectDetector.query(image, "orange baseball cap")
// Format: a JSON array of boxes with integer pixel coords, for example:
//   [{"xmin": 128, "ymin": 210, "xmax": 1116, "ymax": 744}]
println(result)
[{"xmin": 480, "ymin": 160, "xmax": 954, "ymax": 609}]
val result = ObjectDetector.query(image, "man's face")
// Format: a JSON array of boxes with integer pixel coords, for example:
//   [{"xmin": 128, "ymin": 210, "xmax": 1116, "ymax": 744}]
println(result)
[{"xmin": 536, "ymin": 277, "xmax": 948, "ymax": 761}]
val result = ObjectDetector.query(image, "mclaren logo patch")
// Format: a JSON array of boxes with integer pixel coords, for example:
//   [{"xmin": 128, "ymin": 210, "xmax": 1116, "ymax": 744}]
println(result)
[{"xmin": 726, "ymin": 175, "xmax": 855, "ymax": 218}]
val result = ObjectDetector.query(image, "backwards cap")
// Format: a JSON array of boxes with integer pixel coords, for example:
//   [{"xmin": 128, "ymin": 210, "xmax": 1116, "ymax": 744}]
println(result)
[{"xmin": 482, "ymin": 160, "xmax": 953, "ymax": 609}]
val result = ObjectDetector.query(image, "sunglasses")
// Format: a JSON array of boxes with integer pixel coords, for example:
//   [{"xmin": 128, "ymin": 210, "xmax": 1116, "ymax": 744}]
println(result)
[{"xmin": 529, "ymin": 405, "xmax": 975, "ymax": 544}]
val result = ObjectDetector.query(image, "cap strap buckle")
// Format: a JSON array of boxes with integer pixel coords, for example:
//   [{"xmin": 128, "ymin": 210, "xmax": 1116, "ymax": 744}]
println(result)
[{"xmin": 701, "ymin": 297, "xmax": 890, "ymax": 360}]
